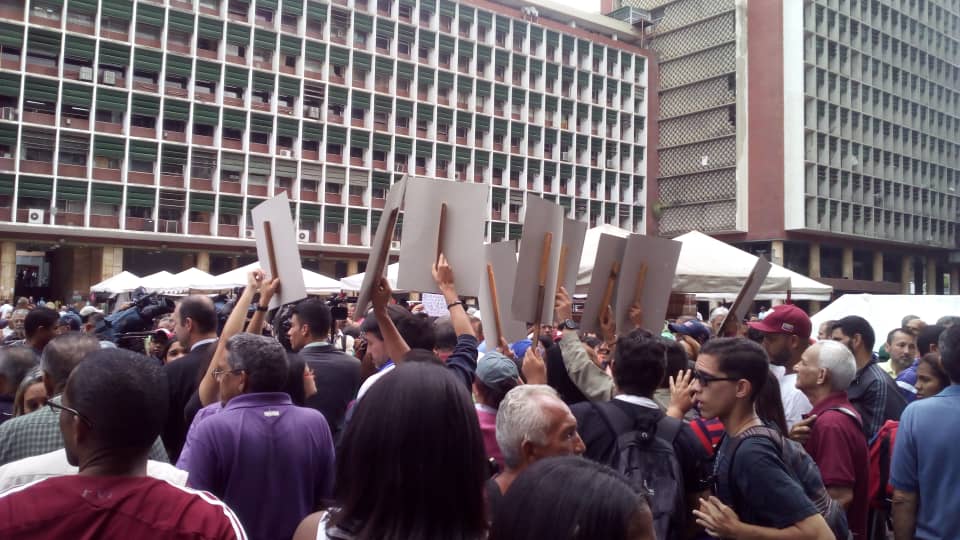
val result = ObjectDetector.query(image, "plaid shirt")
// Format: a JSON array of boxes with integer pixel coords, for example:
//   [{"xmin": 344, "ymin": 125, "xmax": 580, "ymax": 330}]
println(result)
[{"xmin": 0, "ymin": 396, "xmax": 169, "ymax": 466}]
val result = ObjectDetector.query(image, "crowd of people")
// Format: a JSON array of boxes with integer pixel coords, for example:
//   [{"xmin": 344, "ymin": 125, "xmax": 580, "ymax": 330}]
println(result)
[{"xmin": 0, "ymin": 261, "xmax": 956, "ymax": 540}]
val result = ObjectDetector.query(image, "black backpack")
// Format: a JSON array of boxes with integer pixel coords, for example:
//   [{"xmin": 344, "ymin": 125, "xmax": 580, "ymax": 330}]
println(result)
[
  {"xmin": 593, "ymin": 401, "xmax": 685, "ymax": 540},
  {"xmin": 725, "ymin": 425, "xmax": 852, "ymax": 540}
]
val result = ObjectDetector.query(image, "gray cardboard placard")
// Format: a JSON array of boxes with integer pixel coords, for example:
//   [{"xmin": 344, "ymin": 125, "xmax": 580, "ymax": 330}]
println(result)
[
  {"xmin": 355, "ymin": 177, "xmax": 407, "ymax": 316},
  {"xmin": 558, "ymin": 218, "xmax": 588, "ymax": 296},
  {"xmin": 581, "ymin": 234, "xmax": 628, "ymax": 333},
  {"xmin": 512, "ymin": 194, "xmax": 564, "ymax": 325},
  {"xmin": 478, "ymin": 240, "xmax": 528, "ymax": 347},
  {"xmin": 718, "ymin": 255, "xmax": 772, "ymax": 336},
  {"xmin": 615, "ymin": 234, "xmax": 682, "ymax": 335},
  {"xmin": 396, "ymin": 177, "xmax": 489, "ymax": 296},
  {"xmin": 251, "ymin": 193, "xmax": 308, "ymax": 309}
]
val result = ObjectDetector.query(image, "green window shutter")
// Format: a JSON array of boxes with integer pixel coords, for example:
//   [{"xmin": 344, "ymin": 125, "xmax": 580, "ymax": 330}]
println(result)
[
  {"xmin": 23, "ymin": 77, "xmax": 57, "ymax": 103},
  {"xmin": 350, "ymin": 130, "xmax": 369, "ymax": 148},
  {"xmin": 420, "ymin": 0, "xmax": 436, "ymax": 13},
  {"xmin": 198, "ymin": 17, "xmax": 222, "ymax": 38},
  {"xmin": 457, "ymin": 40, "xmax": 473, "ymax": 58},
  {"xmin": 0, "ymin": 22, "xmax": 23, "ymax": 48},
  {"xmin": 348, "ymin": 209, "xmax": 367, "ymax": 226},
  {"xmin": 436, "ymin": 144, "xmax": 452, "ymax": 161},
  {"xmin": 222, "ymin": 109, "xmax": 247, "ymax": 130},
  {"xmin": 495, "ymin": 15, "xmax": 509, "ymax": 32},
  {"xmin": 221, "ymin": 153, "xmax": 244, "ymax": 171},
  {"xmin": 305, "ymin": 40, "xmax": 326, "ymax": 61},
  {"xmin": 166, "ymin": 56, "xmax": 192, "ymax": 77},
  {"xmin": 353, "ymin": 52, "xmax": 371, "ymax": 71},
  {"xmin": 326, "ymin": 126, "xmax": 346, "ymax": 145},
  {"xmin": 98, "ymin": 42, "xmax": 130, "ymax": 67},
  {"xmin": 546, "ymin": 30, "xmax": 559, "ymax": 47},
  {"xmin": 495, "ymin": 49, "xmax": 508, "ymax": 69},
  {"xmin": 436, "ymin": 107, "xmax": 453, "ymax": 125},
  {"xmin": 437, "ymin": 71, "xmax": 453, "ymax": 89},
  {"xmin": 61, "ymin": 83, "xmax": 92, "ymax": 106},
  {"xmin": 254, "ymin": 29, "xmax": 277, "ymax": 50},
  {"xmin": 397, "ymin": 24, "xmax": 415, "ymax": 43},
  {"xmin": 493, "ymin": 85, "xmax": 508, "ymax": 101},
  {"xmin": 510, "ymin": 122, "xmax": 524, "ymax": 138},
  {"xmin": 300, "ymin": 204, "xmax": 321, "ymax": 219},
  {"xmin": 530, "ymin": 59, "xmax": 543, "ymax": 76},
  {"xmin": 492, "ymin": 153, "xmax": 507, "ymax": 169},
  {"xmin": 416, "ymin": 104, "xmax": 433, "ymax": 121},
  {"xmin": 225, "ymin": 67, "xmax": 249, "ymax": 88},
  {"xmin": 474, "ymin": 115, "xmax": 490, "ymax": 130},
  {"xmin": 493, "ymin": 119, "xmax": 507, "ymax": 135},
  {"xmin": 128, "ymin": 140, "xmax": 157, "ymax": 161},
  {"xmin": 477, "ymin": 9, "xmax": 492, "ymax": 27},
  {"xmin": 250, "ymin": 114, "xmax": 273, "ymax": 133},
  {"xmin": 439, "ymin": 0, "xmax": 455, "ymax": 17},
  {"xmin": 134, "ymin": 47, "xmax": 162, "ymax": 73},
  {"xmin": 545, "ymin": 95, "xmax": 557, "ymax": 112},
  {"xmin": 459, "ymin": 4, "xmax": 474, "ymax": 22},
  {"xmin": 219, "ymin": 196, "xmax": 244, "ymax": 215},
  {"xmin": 257, "ymin": 0, "xmax": 278, "ymax": 10},
  {"xmin": 352, "ymin": 91, "xmax": 370, "ymax": 109},
  {"xmin": 375, "ymin": 56, "xmax": 392, "ymax": 75},
  {"xmin": 477, "ymin": 45, "xmax": 491, "ymax": 62},
  {"xmin": 195, "ymin": 61, "xmax": 221, "ymax": 83},
  {"xmin": 376, "ymin": 18, "xmax": 394, "ymax": 38},
  {"xmin": 325, "ymin": 206, "xmax": 344, "ymax": 223},
  {"xmin": 252, "ymin": 71, "xmax": 274, "ymax": 91},
  {"xmin": 577, "ymin": 71, "xmax": 589, "ymax": 87},
  {"xmin": 127, "ymin": 186, "xmax": 156, "ymax": 208},
  {"xmin": 277, "ymin": 118, "xmax": 299, "ymax": 136},
  {"xmin": 280, "ymin": 35, "xmax": 301, "ymax": 55},
  {"xmin": 372, "ymin": 134, "xmax": 391, "ymax": 152},
  {"xmin": 328, "ymin": 86, "xmax": 348, "ymax": 105},
  {"xmin": 136, "ymin": 3, "xmax": 164, "ymax": 27},
  {"xmin": 131, "ymin": 94, "xmax": 160, "ymax": 116},
  {"xmin": 374, "ymin": 96, "xmax": 392, "ymax": 114},
  {"xmin": 167, "ymin": 10, "xmax": 194, "ymax": 33},
  {"xmin": 96, "ymin": 88, "xmax": 127, "ymax": 112},
  {"xmin": 305, "ymin": 1, "xmax": 326, "ymax": 23},
  {"xmin": 64, "ymin": 35, "xmax": 95, "ymax": 61},
  {"xmin": 528, "ymin": 126, "xmax": 541, "ymax": 142},
  {"xmin": 18, "ymin": 176, "xmax": 53, "ymax": 199},
  {"xmin": 28, "ymin": 29, "xmax": 62, "ymax": 56},
  {"xmin": 417, "ymin": 68, "xmax": 434, "ymax": 85},
  {"xmin": 192, "ymin": 105, "xmax": 219, "ymax": 126},
  {"xmin": 545, "ymin": 129, "xmax": 557, "ymax": 145},
  {"xmin": 354, "ymin": 13, "xmax": 373, "ymax": 33},
  {"xmin": 301, "ymin": 121, "xmax": 322, "ymax": 140},
  {"xmin": 455, "ymin": 147, "xmax": 470, "ymax": 164},
  {"xmin": 227, "ymin": 23, "xmax": 250, "ymax": 45},
  {"xmin": 248, "ymin": 158, "xmax": 271, "ymax": 175},
  {"xmin": 438, "ymin": 35, "xmax": 455, "ymax": 53},
  {"xmin": 419, "ymin": 30, "xmax": 435, "ymax": 47},
  {"xmin": 415, "ymin": 140, "xmax": 431, "ymax": 157},
  {"xmin": 164, "ymin": 99, "xmax": 189, "ymax": 120},
  {"xmin": 282, "ymin": 0, "xmax": 302, "ymax": 15},
  {"xmin": 512, "ymin": 89, "xmax": 525, "ymax": 105},
  {"xmin": 329, "ymin": 46, "xmax": 350, "ymax": 65},
  {"xmin": 91, "ymin": 183, "xmax": 122, "ymax": 205},
  {"xmin": 0, "ymin": 125, "xmax": 17, "ymax": 146},
  {"xmin": 92, "ymin": 136, "xmax": 123, "ymax": 158},
  {"xmin": 101, "ymin": 0, "xmax": 132, "ymax": 19},
  {"xmin": 475, "ymin": 151, "xmax": 489, "ymax": 165},
  {"xmin": 593, "ymin": 44, "xmax": 604, "ymax": 59},
  {"xmin": 395, "ymin": 100, "xmax": 413, "ymax": 117},
  {"xmin": 190, "ymin": 193, "xmax": 215, "ymax": 212},
  {"xmin": 456, "ymin": 111, "xmax": 471, "ymax": 127},
  {"xmin": 279, "ymin": 76, "xmax": 300, "ymax": 96},
  {"xmin": 57, "ymin": 180, "xmax": 88, "ymax": 201},
  {"xmin": 396, "ymin": 61, "xmax": 414, "ymax": 80},
  {"xmin": 393, "ymin": 137, "xmax": 412, "ymax": 155},
  {"xmin": 457, "ymin": 76, "xmax": 472, "ymax": 92},
  {"xmin": 546, "ymin": 63, "xmax": 558, "ymax": 81},
  {"xmin": 476, "ymin": 81, "xmax": 491, "ymax": 97}
]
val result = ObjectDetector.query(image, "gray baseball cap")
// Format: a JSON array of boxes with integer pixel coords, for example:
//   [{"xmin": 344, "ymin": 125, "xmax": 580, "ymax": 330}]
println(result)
[{"xmin": 476, "ymin": 351, "xmax": 519, "ymax": 389}]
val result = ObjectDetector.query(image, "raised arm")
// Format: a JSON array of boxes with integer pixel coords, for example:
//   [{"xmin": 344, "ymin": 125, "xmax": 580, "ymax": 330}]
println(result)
[
  {"xmin": 555, "ymin": 286, "xmax": 614, "ymax": 401},
  {"xmin": 371, "ymin": 276, "xmax": 411, "ymax": 363},
  {"xmin": 247, "ymin": 276, "xmax": 280, "ymax": 336},
  {"xmin": 198, "ymin": 270, "xmax": 265, "ymax": 406},
  {"xmin": 433, "ymin": 253, "xmax": 474, "ymax": 338}
]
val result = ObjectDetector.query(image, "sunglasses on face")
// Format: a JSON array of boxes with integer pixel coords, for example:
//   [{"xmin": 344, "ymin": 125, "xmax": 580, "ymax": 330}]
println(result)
[
  {"xmin": 692, "ymin": 369, "xmax": 740, "ymax": 387},
  {"xmin": 48, "ymin": 400, "xmax": 94, "ymax": 428}
]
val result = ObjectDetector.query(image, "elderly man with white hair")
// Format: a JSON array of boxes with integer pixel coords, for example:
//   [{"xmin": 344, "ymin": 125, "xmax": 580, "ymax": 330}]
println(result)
[
  {"xmin": 487, "ymin": 385, "xmax": 585, "ymax": 520},
  {"xmin": 792, "ymin": 340, "xmax": 871, "ymax": 539}
]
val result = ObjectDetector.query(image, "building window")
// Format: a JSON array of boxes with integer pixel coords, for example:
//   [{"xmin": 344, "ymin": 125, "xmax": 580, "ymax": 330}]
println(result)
[{"xmin": 327, "ymin": 143, "xmax": 343, "ymax": 155}]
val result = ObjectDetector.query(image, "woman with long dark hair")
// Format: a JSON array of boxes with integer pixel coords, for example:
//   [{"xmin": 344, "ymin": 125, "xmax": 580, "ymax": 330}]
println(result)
[
  {"xmin": 294, "ymin": 362, "xmax": 489, "ymax": 540},
  {"xmin": 489, "ymin": 456, "xmax": 654, "ymax": 540}
]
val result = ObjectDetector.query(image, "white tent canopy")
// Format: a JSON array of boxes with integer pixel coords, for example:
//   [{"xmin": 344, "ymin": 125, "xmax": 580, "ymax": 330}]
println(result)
[
  {"xmin": 575, "ymin": 228, "xmax": 833, "ymax": 301},
  {"xmin": 811, "ymin": 294, "xmax": 960, "ymax": 351},
  {"xmin": 340, "ymin": 262, "xmax": 401, "ymax": 292},
  {"xmin": 138, "ymin": 271, "xmax": 175, "ymax": 291},
  {"xmin": 196, "ymin": 262, "xmax": 343, "ymax": 295},
  {"xmin": 90, "ymin": 271, "xmax": 141, "ymax": 294}
]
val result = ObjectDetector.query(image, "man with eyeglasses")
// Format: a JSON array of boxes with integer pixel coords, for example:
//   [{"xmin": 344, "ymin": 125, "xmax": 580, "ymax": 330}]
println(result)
[
  {"xmin": 0, "ymin": 333, "xmax": 168, "ymax": 465},
  {"xmin": 690, "ymin": 338, "xmax": 833, "ymax": 539},
  {"xmin": 177, "ymin": 333, "xmax": 335, "ymax": 540},
  {"xmin": 0, "ymin": 348, "xmax": 246, "ymax": 539}
]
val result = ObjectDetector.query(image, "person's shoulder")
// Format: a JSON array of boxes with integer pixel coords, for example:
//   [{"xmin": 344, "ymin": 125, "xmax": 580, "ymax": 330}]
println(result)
[
  {"xmin": 136, "ymin": 479, "xmax": 247, "ymax": 537},
  {"xmin": 733, "ymin": 432, "xmax": 783, "ymax": 461}
]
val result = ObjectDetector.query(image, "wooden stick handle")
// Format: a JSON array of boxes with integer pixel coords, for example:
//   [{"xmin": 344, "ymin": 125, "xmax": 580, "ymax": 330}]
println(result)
[
  {"xmin": 533, "ymin": 232, "xmax": 553, "ymax": 329},
  {"xmin": 437, "ymin": 203, "xmax": 447, "ymax": 264},
  {"xmin": 486, "ymin": 263, "xmax": 504, "ymax": 344},
  {"xmin": 601, "ymin": 260, "xmax": 620, "ymax": 314},
  {"xmin": 633, "ymin": 263, "xmax": 648, "ymax": 306},
  {"xmin": 263, "ymin": 221, "xmax": 281, "ymax": 295}
]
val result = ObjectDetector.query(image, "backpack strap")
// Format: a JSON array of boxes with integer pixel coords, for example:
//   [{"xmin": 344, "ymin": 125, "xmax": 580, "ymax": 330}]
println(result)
[
  {"xmin": 724, "ymin": 426, "xmax": 784, "ymax": 511},
  {"xmin": 827, "ymin": 406, "xmax": 863, "ymax": 427}
]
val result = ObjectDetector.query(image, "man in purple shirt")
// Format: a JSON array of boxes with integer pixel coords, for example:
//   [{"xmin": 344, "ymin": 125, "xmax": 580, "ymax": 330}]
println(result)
[{"xmin": 179, "ymin": 333, "xmax": 335, "ymax": 540}]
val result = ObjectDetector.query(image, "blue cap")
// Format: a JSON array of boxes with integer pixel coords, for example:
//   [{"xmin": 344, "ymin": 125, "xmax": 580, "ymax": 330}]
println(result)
[{"xmin": 668, "ymin": 319, "xmax": 711, "ymax": 344}]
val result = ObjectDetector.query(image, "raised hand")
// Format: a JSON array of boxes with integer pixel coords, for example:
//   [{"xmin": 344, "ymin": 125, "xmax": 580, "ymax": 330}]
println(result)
[
  {"xmin": 521, "ymin": 345, "xmax": 547, "ymax": 385},
  {"xmin": 667, "ymin": 369, "xmax": 696, "ymax": 419},
  {"xmin": 371, "ymin": 276, "xmax": 393, "ymax": 312}
]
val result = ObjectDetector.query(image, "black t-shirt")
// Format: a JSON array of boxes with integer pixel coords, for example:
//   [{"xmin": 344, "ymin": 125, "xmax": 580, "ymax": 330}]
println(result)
[
  {"xmin": 485, "ymin": 477, "xmax": 504, "ymax": 524},
  {"xmin": 713, "ymin": 435, "xmax": 818, "ymax": 529},
  {"xmin": 570, "ymin": 399, "xmax": 711, "ymax": 494}
]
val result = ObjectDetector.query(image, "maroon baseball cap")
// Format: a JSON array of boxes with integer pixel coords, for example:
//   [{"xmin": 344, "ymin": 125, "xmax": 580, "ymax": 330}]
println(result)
[{"xmin": 747, "ymin": 304, "xmax": 811, "ymax": 340}]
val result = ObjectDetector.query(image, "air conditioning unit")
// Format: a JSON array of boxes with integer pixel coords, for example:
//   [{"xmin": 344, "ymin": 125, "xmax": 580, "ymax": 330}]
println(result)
[
  {"xmin": 391, "ymin": 240, "xmax": 401, "ymax": 249},
  {"xmin": 79, "ymin": 67, "xmax": 94, "ymax": 82},
  {"xmin": 297, "ymin": 229, "xmax": 310, "ymax": 242},
  {"xmin": 306, "ymin": 106, "xmax": 321, "ymax": 119},
  {"xmin": 101, "ymin": 71, "xmax": 117, "ymax": 85},
  {"xmin": 280, "ymin": 149, "xmax": 292, "ymax": 157},
  {"xmin": 245, "ymin": 228, "xmax": 256, "ymax": 239},
  {"xmin": 27, "ymin": 209, "xmax": 45, "ymax": 224}
]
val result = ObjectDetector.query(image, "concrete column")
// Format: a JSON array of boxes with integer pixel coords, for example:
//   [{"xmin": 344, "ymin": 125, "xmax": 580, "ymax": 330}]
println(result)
[
  {"xmin": 808, "ymin": 242, "xmax": 821, "ymax": 278},
  {"xmin": 770, "ymin": 240, "xmax": 784, "ymax": 266},
  {"xmin": 196, "ymin": 251, "xmax": 211, "ymax": 273},
  {"xmin": 100, "ymin": 247, "xmax": 123, "ymax": 281},
  {"xmin": 346, "ymin": 259, "xmax": 359, "ymax": 276},
  {"xmin": 181, "ymin": 253, "xmax": 195, "ymax": 270},
  {"xmin": 926, "ymin": 256, "xmax": 937, "ymax": 295},
  {"xmin": 841, "ymin": 247, "xmax": 854, "ymax": 279},
  {"xmin": 809, "ymin": 300, "xmax": 822, "ymax": 314},
  {"xmin": 951, "ymin": 266, "xmax": 959, "ymax": 295},
  {"xmin": 872, "ymin": 252, "xmax": 883, "ymax": 282},
  {"xmin": 0, "ymin": 241, "xmax": 15, "ymax": 300},
  {"xmin": 901, "ymin": 256, "xmax": 913, "ymax": 294}
]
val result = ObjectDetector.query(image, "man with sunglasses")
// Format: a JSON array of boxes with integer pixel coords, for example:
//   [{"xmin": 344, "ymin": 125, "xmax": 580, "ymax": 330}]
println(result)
[{"xmin": 691, "ymin": 338, "xmax": 833, "ymax": 539}]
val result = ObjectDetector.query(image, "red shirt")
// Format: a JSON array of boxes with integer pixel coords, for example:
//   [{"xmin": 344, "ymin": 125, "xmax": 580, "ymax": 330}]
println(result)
[
  {"xmin": 804, "ymin": 392, "xmax": 870, "ymax": 539},
  {"xmin": 0, "ymin": 475, "xmax": 246, "ymax": 540}
]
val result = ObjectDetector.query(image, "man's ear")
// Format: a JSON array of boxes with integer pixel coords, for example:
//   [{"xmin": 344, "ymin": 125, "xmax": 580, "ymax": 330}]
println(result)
[
  {"xmin": 735, "ymin": 379, "xmax": 751, "ymax": 399},
  {"xmin": 520, "ymin": 439, "xmax": 538, "ymax": 465}
]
